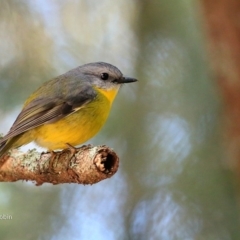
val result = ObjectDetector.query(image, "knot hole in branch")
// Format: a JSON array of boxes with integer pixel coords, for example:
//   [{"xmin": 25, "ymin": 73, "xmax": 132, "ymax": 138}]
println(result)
[{"xmin": 94, "ymin": 149, "xmax": 119, "ymax": 175}]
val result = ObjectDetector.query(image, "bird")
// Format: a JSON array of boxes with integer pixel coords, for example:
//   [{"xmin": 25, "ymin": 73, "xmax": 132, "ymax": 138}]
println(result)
[{"xmin": 0, "ymin": 62, "xmax": 137, "ymax": 157}]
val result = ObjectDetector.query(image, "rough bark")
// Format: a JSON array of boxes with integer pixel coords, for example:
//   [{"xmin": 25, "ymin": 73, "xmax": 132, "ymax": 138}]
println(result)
[{"xmin": 0, "ymin": 145, "xmax": 119, "ymax": 185}]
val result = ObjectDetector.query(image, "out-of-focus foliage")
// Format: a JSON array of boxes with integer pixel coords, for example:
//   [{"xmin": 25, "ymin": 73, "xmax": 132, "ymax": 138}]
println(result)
[
  {"xmin": 0, "ymin": 0, "xmax": 55, "ymax": 110},
  {"xmin": 0, "ymin": 0, "xmax": 239, "ymax": 239}
]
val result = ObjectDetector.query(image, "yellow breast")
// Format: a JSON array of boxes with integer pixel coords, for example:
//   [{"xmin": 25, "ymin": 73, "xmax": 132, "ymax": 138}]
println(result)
[
  {"xmin": 31, "ymin": 87, "xmax": 120, "ymax": 150},
  {"xmin": 96, "ymin": 87, "xmax": 120, "ymax": 105}
]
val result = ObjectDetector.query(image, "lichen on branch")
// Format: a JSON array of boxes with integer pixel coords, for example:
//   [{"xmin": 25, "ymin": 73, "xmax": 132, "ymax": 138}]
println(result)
[{"xmin": 0, "ymin": 144, "xmax": 119, "ymax": 186}]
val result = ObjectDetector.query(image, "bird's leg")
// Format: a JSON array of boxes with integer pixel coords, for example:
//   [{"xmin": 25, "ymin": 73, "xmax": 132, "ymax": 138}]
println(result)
[
  {"xmin": 48, "ymin": 150, "xmax": 58, "ymax": 173},
  {"xmin": 66, "ymin": 143, "xmax": 77, "ymax": 154},
  {"xmin": 62, "ymin": 143, "xmax": 77, "ymax": 168},
  {"xmin": 47, "ymin": 144, "xmax": 77, "ymax": 173}
]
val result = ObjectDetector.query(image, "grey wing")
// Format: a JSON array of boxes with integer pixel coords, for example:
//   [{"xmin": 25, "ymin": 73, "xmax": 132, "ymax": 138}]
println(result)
[{"xmin": 0, "ymin": 83, "xmax": 97, "ymax": 144}]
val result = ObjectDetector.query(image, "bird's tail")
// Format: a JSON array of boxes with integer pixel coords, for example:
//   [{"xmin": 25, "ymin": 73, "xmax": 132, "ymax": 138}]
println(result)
[
  {"xmin": 0, "ymin": 140, "xmax": 10, "ymax": 157},
  {"xmin": 0, "ymin": 137, "xmax": 20, "ymax": 157}
]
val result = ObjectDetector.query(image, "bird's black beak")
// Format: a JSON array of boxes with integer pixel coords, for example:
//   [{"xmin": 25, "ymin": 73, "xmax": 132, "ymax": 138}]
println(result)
[{"xmin": 114, "ymin": 76, "xmax": 138, "ymax": 84}]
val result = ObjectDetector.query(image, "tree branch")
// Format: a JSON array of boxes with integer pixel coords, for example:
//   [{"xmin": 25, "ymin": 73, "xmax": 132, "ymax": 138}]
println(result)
[{"xmin": 0, "ymin": 145, "xmax": 119, "ymax": 185}]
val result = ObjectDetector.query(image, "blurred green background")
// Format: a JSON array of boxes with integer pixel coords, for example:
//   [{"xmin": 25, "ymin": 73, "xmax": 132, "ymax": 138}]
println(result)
[{"xmin": 0, "ymin": 0, "xmax": 239, "ymax": 239}]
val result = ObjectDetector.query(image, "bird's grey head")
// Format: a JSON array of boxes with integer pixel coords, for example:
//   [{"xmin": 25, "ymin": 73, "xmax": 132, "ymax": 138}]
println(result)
[{"xmin": 77, "ymin": 62, "xmax": 137, "ymax": 90}]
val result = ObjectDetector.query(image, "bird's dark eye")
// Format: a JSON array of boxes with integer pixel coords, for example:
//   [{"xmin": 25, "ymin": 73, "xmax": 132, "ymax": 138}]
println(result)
[{"xmin": 101, "ymin": 73, "xmax": 109, "ymax": 80}]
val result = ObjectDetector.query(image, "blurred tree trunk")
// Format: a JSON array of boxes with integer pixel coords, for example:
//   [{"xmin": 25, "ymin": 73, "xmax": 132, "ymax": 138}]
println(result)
[{"xmin": 201, "ymin": 0, "xmax": 240, "ymax": 179}]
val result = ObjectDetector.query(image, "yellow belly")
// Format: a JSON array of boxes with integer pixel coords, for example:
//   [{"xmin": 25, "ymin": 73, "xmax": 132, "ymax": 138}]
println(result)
[{"xmin": 30, "ymin": 90, "xmax": 112, "ymax": 150}]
